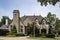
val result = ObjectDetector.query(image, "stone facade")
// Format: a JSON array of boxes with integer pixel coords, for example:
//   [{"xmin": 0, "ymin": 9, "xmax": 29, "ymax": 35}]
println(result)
[
  {"xmin": 9, "ymin": 10, "xmax": 25, "ymax": 34},
  {"xmin": 35, "ymin": 18, "xmax": 49, "ymax": 34},
  {"xmin": 9, "ymin": 10, "xmax": 49, "ymax": 35}
]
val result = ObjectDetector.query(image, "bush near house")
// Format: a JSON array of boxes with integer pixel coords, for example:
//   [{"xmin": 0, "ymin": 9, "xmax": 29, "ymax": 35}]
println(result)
[
  {"xmin": 7, "ymin": 25, "xmax": 25, "ymax": 36},
  {"xmin": 46, "ymin": 33, "xmax": 55, "ymax": 38},
  {"xmin": 7, "ymin": 25, "xmax": 17, "ymax": 36},
  {"xmin": 16, "ymin": 33, "xmax": 25, "ymax": 36},
  {"xmin": 11, "ymin": 25, "xmax": 17, "ymax": 33},
  {"xmin": 7, "ymin": 32, "xmax": 14, "ymax": 35},
  {"xmin": 29, "ymin": 33, "xmax": 47, "ymax": 37}
]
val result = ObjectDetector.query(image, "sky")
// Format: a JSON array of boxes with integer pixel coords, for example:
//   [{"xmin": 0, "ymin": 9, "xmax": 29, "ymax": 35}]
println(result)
[{"xmin": 0, "ymin": 0, "xmax": 60, "ymax": 20}]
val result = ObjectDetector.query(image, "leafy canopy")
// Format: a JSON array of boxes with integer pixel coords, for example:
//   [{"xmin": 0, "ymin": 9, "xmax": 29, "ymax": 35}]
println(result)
[{"xmin": 37, "ymin": 0, "xmax": 60, "ymax": 6}]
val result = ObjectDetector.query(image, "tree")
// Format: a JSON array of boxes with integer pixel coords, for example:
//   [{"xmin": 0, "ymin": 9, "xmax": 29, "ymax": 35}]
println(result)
[
  {"xmin": 56, "ymin": 18, "xmax": 60, "ymax": 30},
  {"xmin": 11, "ymin": 25, "xmax": 17, "ymax": 33},
  {"xmin": 47, "ymin": 12, "xmax": 51, "ymax": 18},
  {"xmin": 47, "ymin": 12, "xmax": 56, "ymax": 34},
  {"xmin": 0, "ymin": 16, "xmax": 12, "ymax": 27},
  {"xmin": 1, "ymin": 16, "xmax": 7, "ymax": 25},
  {"xmin": 7, "ymin": 25, "xmax": 17, "ymax": 35},
  {"xmin": 37, "ymin": 0, "xmax": 60, "ymax": 6},
  {"xmin": 47, "ymin": 12, "xmax": 56, "ymax": 24}
]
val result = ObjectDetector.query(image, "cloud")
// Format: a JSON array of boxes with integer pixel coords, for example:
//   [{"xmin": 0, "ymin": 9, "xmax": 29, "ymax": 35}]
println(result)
[{"xmin": 0, "ymin": 0, "xmax": 60, "ymax": 19}]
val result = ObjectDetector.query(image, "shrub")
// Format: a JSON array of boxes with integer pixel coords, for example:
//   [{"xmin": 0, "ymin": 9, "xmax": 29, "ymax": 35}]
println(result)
[
  {"xmin": 41, "ymin": 33, "xmax": 46, "ymax": 37},
  {"xmin": 29, "ymin": 33, "xmax": 46, "ymax": 37},
  {"xmin": 29, "ymin": 34, "xmax": 34, "ymax": 37},
  {"xmin": 11, "ymin": 25, "xmax": 17, "ymax": 33},
  {"xmin": 16, "ymin": 33, "xmax": 25, "ymax": 36},
  {"xmin": 46, "ymin": 34, "xmax": 55, "ymax": 38},
  {"xmin": 6, "ymin": 25, "xmax": 17, "ymax": 36},
  {"xmin": 7, "ymin": 32, "xmax": 14, "ymax": 35}
]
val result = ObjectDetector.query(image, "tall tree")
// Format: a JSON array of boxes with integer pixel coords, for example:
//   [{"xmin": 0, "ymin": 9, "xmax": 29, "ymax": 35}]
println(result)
[
  {"xmin": 47, "ymin": 12, "xmax": 52, "ymax": 22},
  {"xmin": 1, "ymin": 16, "xmax": 7, "ymax": 25},
  {"xmin": 0, "ymin": 16, "xmax": 12, "ymax": 26},
  {"xmin": 37, "ymin": 0, "xmax": 60, "ymax": 6},
  {"xmin": 47, "ymin": 12, "xmax": 56, "ymax": 23},
  {"xmin": 56, "ymin": 18, "xmax": 60, "ymax": 30}
]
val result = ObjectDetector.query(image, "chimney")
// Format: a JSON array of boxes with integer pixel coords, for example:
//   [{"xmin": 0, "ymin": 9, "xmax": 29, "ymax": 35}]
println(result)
[{"xmin": 5, "ymin": 18, "xmax": 8, "ymax": 26}]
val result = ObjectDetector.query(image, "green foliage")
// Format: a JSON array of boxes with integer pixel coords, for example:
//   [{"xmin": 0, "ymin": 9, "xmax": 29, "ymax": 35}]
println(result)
[
  {"xmin": 47, "ymin": 12, "xmax": 56, "ymax": 30},
  {"xmin": 7, "ymin": 32, "xmax": 14, "ymax": 35},
  {"xmin": 1, "ymin": 16, "xmax": 7, "ymax": 25},
  {"xmin": 47, "ymin": 12, "xmax": 60, "ymax": 37},
  {"xmin": 16, "ymin": 33, "xmax": 25, "ymax": 36},
  {"xmin": 11, "ymin": 25, "xmax": 17, "ymax": 33},
  {"xmin": 0, "ymin": 22, "xmax": 2, "ymax": 27},
  {"xmin": 0, "ymin": 16, "xmax": 12, "ymax": 27},
  {"xmin": 46, "ymin": 34, "xmax": 55, "ymax": 38},
  {"xmin": 37, "ymin": 0, "xmax": 60, "ymax": 6},
  {"xmin": 7, "ymin": 25, "xmax": 17, "ymax": 36},
  {"xmin": 47, "ymin": 12, "xmax": 56, "ymax": 22},
  {"xmin": 56, "ymin": 18, "xmax": 60, "ymax": 30},
  {"xmin": 52, "ymin": 30, "xmax": 58, "ymax": 34},
  {"xmin": 47, "ymin": 12, "xmax": 52, "ymax": 18},
  {"xmin": 29, "ymin": 33, "xmax": 46, "ymax": 37}
]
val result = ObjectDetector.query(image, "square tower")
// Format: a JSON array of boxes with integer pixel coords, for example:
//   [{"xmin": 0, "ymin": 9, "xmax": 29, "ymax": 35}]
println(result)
[{"xmin": 13, "ymin": 10, "xmax": 20, "ymax": 33}]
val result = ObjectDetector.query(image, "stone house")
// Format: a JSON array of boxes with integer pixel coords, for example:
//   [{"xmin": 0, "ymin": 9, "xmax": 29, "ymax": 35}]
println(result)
[{"xmin": 9, "ymin": 10, "xmax": 50, "ymax": 35}]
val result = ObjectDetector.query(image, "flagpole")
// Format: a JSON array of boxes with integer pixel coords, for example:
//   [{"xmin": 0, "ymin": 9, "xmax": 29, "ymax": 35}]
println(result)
[
  {"xmin": 32, "ymin": 16, "xmax": 35, "ymax": 38},
  {"xmin": 34, "ymin": 22, "xmax": 35, "ymax": 38}
]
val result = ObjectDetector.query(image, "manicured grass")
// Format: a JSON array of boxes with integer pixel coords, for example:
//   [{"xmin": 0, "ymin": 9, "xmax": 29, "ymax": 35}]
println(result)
[
  {"xmin": 36, "ymin": 37, "xmax": 59, "ymax": 40},
  {"xmin": 28, "ymin": 37, "xmax": 60, "ymax": 40},
  {"xmin": 0, "ymin": 36, "xmax": 60, "ymax": 40}
]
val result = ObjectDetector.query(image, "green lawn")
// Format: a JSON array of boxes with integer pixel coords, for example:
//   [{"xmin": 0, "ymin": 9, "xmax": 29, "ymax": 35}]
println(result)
[
  {"xmin": 0, "ymin": 36, "xmax": 60, "ymax": 40},
  {"xmin": 28, "ymin": 37, "xmax": 60, "ymax": 40},
  {"xmin": 36, "ymin": 37, "xmax": 60, "ymax": 40}
]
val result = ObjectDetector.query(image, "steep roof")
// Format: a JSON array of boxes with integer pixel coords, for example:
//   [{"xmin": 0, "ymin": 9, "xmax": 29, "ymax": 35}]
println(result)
[
  {"xmin": 0, "ymin": 25, "xmax": 8, "ymax": 30},
  {"xmin": 41, "ymin": 18, "xmax": 50, "ymax": 24},
  {"xmin": 20, "ymin": 15, "xmax": 44, "ymax": 26},
  {"xmin": 20, "ymin": 15, "xmax": 43, "ymax": 22},
  {"xmin": 20, "ymin": 15, "xmax": 50, "ymax": 26}
]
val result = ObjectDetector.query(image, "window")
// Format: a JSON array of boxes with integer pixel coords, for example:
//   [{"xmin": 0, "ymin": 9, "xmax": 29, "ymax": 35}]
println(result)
[
  {"xmin": 21, "ymin": 28, "xmax": 23, "ymax": 32},
  {"xmin": 11, "ymin": 25, "xmax": 12, "ymax": 28},
  {"xmin": 20, "ymin": 26, "xmax": 23, "ymax": 32},
  {"xmin": 10, "ymin": 25, "xmax": 12, "ymax": 30},
  {"xmin": 21, "ymin": 26, "xmax": 23, "ymax": 29}
]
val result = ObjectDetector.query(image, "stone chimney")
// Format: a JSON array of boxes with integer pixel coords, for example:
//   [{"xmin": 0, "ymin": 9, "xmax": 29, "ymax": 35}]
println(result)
[
  {"xmin": 5, "ymin": 18, "xmax": 8, "ymax": 26},
  {"xmin": 13, "ymin": 10, "xmax": 20, "ymax": 33}
]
